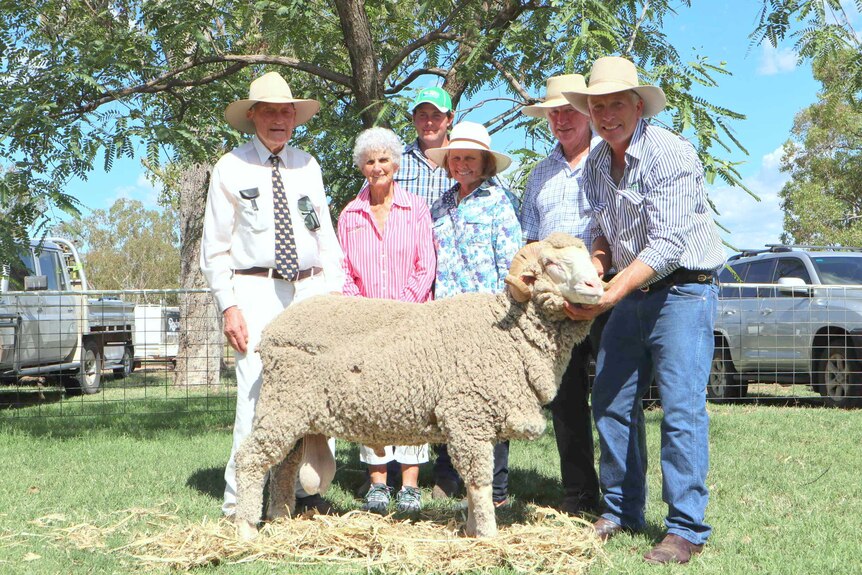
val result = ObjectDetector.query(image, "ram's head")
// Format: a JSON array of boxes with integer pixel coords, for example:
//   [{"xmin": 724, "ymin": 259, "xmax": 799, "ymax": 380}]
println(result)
[{"xmin": 504, "ymin": 233, "xmax": 603, "ymax": 314}]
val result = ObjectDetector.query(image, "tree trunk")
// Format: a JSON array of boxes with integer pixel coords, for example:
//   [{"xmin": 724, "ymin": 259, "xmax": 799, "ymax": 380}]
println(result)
[
  {"xmin": 173, "ymin": 163, "xmax": 223, "ymax": 389},
  {"xmin": 333, "ymin": 0, "xmax": 385, "ymax": 128}
]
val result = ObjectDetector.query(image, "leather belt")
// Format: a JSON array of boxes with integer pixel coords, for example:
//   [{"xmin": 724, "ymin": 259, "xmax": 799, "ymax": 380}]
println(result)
[
  {"xmin": 233, "ymin": 266, "xmax": 322, "ymax": 282},
  {"xmin": 641, "ymin": 268, "xmax": 715, "ymax": 292}
]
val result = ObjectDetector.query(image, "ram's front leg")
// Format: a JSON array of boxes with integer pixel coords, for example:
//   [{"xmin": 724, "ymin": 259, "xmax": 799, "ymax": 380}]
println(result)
[{"xmin": 447, "ymin": 437, "xmax": 497, "ymax": 538}]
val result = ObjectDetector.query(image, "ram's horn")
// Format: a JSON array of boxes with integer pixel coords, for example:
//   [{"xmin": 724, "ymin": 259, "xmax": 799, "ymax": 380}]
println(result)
[{"xmin": 504, "ymin": 242, "xmax": 544, "ymax": 303}]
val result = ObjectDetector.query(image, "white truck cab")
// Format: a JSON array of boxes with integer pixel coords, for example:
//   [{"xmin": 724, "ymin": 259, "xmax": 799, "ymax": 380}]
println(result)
[{"xmin": 0, "ymin": 238, "xmax": 134, "ymax": 394}]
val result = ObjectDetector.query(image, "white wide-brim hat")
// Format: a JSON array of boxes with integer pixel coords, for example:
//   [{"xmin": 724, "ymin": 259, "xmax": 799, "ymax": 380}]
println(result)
[
  {"xmin": 225, "ymin": 72, "xmax": 320, "ymax": 133},
  {"xmin": 425, "ymin": 121, "xmax": 512, "ymax": 173},
  {"xmin": 521, "ymin": 74, "xmax": 587, "ymax": 118},
  {"xmin": 562, "ymin": 56, "xmax": 666, "ymax": 118}
]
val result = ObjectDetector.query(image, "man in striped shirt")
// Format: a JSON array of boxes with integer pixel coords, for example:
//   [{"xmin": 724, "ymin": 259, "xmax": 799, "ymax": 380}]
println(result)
[
  {"xmin": 397, "ymin": 87, "xmax": 456, "ymax": 208},
  {"xmin": 520, "ymin": 74, "xmax": 601, "ymax": 518},
  {"xmin": 562, "ymin": 57, "xmax": 725, "ymax": 565}
]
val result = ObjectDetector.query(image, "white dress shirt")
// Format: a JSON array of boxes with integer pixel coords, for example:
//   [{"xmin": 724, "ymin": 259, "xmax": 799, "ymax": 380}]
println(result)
[{"xmin": 200, "ymin": 136, "xmax": 345, "ymax": 311}]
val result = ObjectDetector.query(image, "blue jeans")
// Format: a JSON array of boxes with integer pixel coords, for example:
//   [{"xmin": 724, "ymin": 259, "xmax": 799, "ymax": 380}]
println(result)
[{"xmin": 592, "ymin": 282, "xmax": 717, "ymax": 545}]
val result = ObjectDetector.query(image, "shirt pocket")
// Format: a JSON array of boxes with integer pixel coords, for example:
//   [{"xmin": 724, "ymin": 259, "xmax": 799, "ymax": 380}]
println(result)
[
  {"xmin": 461, "ymin": 214, "xmax": 494, "ymax": 245},
  {"xmin": 236, "ymin": 200, "xmax": 268, "ymax": 232}
]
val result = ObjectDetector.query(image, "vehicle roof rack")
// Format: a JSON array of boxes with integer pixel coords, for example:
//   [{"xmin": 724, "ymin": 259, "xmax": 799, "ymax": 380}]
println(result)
[{"xmin": 764, "ymin": 244, "xmax": 862, "ymax": 252}]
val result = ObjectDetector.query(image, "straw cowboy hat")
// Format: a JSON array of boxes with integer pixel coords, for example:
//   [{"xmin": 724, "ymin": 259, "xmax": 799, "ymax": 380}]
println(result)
[
  {"xmin": 425, "ymin": 121, "xmax": 512, "ymax": 173},
  {"xmin": 225, "ymin": 72, "xmax": 320, "ymax": 133},
  {"xmin": 521, "ymin": 74, "xmax": 587, "ymax": 118},
  {"xmin": 562, "ymin": 56, "xmax": 666, "ymax": 118}
]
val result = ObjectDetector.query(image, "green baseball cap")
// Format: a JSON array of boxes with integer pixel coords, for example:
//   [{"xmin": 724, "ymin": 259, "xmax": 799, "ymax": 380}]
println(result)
[{"xmin": 410, "ymin": 87, "xmax": 453, "ymax": 114}]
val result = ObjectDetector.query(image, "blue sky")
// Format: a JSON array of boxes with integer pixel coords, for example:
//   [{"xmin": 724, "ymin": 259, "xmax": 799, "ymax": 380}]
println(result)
[{"xmin": 63, "ymin": 1, "xmax": 858, "ymax": 254}]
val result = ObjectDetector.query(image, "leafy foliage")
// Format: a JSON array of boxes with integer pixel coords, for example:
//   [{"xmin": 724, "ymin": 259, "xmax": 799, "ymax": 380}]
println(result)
[
  {"xmin": 1, "ymin": 0, "xmax": 749, "ymax": 258},
  {"xmin": 52, "ymin": 198, "xmax": 181, "ymax": 291},
  {"xmin": 778, "ymin": 47, "xmax": 862, "ymax": 245},
  {"xmin": 752, "ymin": 1, "xmax": 862, "ymax": 245}
]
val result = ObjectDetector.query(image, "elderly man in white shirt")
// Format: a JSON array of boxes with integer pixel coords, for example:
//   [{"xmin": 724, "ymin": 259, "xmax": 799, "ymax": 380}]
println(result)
[{"xmin": 200, "ymin": 71, "xmax": 345, "ymax": 519}]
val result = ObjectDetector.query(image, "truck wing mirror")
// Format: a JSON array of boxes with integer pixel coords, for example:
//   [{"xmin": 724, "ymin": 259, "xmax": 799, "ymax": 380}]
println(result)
[
  {"xmin": 776, "ymin": 276, "xmax": 810, "ymax": 297},
  {"xmin": 24, "ymin": 275, "xmax": 48, "ymax": 291}
]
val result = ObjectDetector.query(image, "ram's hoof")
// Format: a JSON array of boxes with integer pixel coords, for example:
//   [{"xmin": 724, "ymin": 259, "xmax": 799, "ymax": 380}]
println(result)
[{"xmin": 237, "ymin": 520, "xmax": 259, "ymax": 541}]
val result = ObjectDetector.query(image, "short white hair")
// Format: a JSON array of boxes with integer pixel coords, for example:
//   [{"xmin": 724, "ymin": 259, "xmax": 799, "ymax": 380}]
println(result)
[{"xmin": 352, "ymin": 127, "xmax": 404, "ymax": 169}]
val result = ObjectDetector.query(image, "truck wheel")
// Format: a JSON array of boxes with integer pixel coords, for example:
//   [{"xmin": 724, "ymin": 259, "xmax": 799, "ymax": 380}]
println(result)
[
  {"xmin": 815, "ymin": 336, "xmax": 862, "ymax": 408},
  {"xmin": 64, "ymin": 341, "xmax": 103, "ymax": 395},
  {"xmin": 708, "ymin": 343, "xmax": 744, "ymax": 401},
  {"xmin": 113, "ymin": 346, "xmax": 133, "ymax": 379}
]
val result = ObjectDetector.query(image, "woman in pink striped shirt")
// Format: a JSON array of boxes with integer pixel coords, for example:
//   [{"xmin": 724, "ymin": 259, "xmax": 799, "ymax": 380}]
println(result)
[{"xmin": 337, "ymin": 127, "xmax": 436, "ymax": 515}]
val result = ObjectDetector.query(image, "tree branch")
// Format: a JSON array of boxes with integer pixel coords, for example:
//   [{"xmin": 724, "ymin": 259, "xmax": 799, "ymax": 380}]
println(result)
[
  {"xmin": 624, "ymin": 1, "xmax": 652, "ymax": 56},
  {"xmin": 60, "ymin": 55, "xmax": 353, "ymax": 119},
  {"xmin": 379, "ymin": 0, "xmax": 471, "ymax": 80},
  {"xmin": 488, "ymin": 57, "xmax": 532, "ymax": 101},
  {"xmin": 385, "ymin": 67, "xmax": 449, "ymax": 94}
]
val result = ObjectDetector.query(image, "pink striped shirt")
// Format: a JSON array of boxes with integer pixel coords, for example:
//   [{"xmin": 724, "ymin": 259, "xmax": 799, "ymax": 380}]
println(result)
[{"xmin": 337, "ymin": 183, "xmax": 435, "ymax": 303}]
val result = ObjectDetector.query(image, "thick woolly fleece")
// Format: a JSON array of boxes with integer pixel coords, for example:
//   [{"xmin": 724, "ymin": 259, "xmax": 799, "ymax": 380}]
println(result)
[{"xmin": 234, "ymin": 236, "xmax": 596, "ymax": 538}]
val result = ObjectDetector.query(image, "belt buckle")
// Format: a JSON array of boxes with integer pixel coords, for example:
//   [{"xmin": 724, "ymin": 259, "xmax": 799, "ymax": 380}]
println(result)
[
  {"xmin": 267, "ymin": 268, "xmax": 275, "ymax": 279},
  {"xmin": 696, "ymin": 273, "xmax": 709, "ymax": 283}
]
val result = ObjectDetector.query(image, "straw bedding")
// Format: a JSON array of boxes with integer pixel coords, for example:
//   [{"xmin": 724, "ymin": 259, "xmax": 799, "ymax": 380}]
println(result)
[{"xmin": 30, "ymin": 505, "xmax": 602, "ymax": 573}]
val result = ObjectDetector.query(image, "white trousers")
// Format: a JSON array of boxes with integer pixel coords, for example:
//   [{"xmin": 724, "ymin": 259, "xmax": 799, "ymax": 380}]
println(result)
[
  {"xmin": 222, "ymin": 273, "xmax": 334, "ymax": 515},
  {"xmin": 359, "ymin": 444, "xmax": 430, "ymax": 466}
]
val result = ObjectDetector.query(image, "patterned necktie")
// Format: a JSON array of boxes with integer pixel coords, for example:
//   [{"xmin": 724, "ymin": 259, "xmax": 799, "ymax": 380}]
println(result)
[{"xmin": 270, "ymin": 155, "xmax": 299, "ymax": 278}]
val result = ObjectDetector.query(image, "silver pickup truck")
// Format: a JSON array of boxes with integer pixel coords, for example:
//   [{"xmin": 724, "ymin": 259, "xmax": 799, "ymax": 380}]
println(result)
[
  {"xmin": 711, "ymin": 245, "xmax": 862, "ymax": 408},
  {"xmin": 0, "ymin": 237, "xmax": 134, "ymax": 394}
]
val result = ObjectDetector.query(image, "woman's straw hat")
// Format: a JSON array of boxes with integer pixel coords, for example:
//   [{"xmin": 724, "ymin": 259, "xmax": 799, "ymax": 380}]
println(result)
[{"xmin": 425, "ymin": 121, "xmax": 512, "ymax": 172}]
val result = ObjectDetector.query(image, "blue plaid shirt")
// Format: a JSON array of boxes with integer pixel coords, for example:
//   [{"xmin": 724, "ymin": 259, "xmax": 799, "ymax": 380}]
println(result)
[
  {"xmin": 520, "ymin": 142, "xmax": 593, "ymax": 248},
  {"xmin": 583, "ymin": 120, "xmax": 725, "ymax": 282},
  {"xmin": 397, "ymin": 140, "xmax": 456, "ymax": 209}
]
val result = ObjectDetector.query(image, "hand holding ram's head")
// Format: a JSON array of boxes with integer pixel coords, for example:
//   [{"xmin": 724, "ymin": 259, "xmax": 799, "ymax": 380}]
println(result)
[{"xmin": 505, "ymin": 233, "xmax": 603, "ymax": 318}]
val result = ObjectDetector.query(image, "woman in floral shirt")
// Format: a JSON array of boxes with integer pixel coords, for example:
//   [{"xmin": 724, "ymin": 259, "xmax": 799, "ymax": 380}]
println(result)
[{"xmin": 426, "ymin": 121, "xmax": 523, "ymax": 507}]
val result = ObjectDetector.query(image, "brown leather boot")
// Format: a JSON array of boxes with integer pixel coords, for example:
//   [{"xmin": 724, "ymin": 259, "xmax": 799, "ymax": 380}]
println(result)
[{"xmin": 643, "ymin": 534, "xmax": 704, "ymax": 564}]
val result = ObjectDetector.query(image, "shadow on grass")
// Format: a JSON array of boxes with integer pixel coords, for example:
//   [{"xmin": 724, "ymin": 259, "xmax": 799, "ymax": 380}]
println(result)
[
  {"xmin": 187, "ymin": 466, "xmax": 226, "ymax": 500},
  {"xmin": 0, "ymin": 388, "xmax": 65, "ymax": 409}
]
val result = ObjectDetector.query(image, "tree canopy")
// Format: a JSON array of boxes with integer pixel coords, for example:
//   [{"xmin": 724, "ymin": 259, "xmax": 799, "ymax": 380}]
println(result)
[
  {"xmin": 778, "ymin": 47, "xmax": 862, "ymax": 245},
  {"xmin": 53, "ymin": 197, "xmax": 181, "ymax": 292},
  {"xmin": 1, "ymin": 0, "xmax": 748, "ymax": 261},
  {"xmin": 752, "ymin": 0, "xmax": 862, "ymax": 245}
]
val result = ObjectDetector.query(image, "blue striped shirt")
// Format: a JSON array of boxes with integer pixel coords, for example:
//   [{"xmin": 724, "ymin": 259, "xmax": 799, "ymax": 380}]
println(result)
[
  {"xmin": 397, "ymin": 140, "xmax": 456, "ymax": 208},
  {"xmin": 583, "ymin": 120, "xmax": 725, "ymax": 283},
  {"xmin": 520, "ymin": 142, "xmax": 593, "ymax": 248}
]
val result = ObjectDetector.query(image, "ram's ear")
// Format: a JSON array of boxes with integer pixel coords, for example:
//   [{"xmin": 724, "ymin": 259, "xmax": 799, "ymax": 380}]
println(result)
[{"xmin": 505, "ymin": 272, "xmax": 536, "ymax": 303}]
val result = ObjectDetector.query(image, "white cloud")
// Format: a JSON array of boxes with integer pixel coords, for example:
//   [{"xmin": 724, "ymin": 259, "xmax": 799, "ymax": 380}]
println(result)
[
  {"xmin": 756, "ymin": 44, "xmax": 798, "ymax": 76},
  {"xmin": 106, "ymin": 172, "xmax": 163, "ymax": 210},
  {"xmin": 710, "ymin": 145, "xmax": 790, "ymax": 253}
]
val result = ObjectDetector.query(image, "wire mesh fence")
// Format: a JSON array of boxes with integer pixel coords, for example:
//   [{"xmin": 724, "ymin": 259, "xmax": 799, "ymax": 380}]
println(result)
[
  {"xmin": 2, "ymin": 283, "xmax": 861, "ymax": 419},
  {"xmin": 1, "ymin": 289, "xmax": 233, "ymax": 419},
  {"xmin": 709, "ymin": 282, "xmax": 862, "ymax": 408}
]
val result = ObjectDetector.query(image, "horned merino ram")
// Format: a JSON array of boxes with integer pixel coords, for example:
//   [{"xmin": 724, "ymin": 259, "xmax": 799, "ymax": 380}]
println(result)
[{"xmin": 234, "ymin": 232, "xmax": 604, "ymax": 539}]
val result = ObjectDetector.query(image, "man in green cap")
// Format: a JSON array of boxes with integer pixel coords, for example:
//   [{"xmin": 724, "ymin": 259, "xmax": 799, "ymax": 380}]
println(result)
[{"xmin": 396, "ymin": 87, "xmax": 456, "ymax": 208}]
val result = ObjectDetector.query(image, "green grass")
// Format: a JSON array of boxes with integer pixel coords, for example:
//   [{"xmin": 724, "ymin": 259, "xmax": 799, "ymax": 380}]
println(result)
[{"xmin": 0, "ymin": 380, "xmax": 860, "ymax": 574}]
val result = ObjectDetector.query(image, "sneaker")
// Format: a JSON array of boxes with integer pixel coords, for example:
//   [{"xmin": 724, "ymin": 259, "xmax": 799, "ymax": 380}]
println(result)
[
  {"xmin": 395, "ymin": 486, "xmax": 422, "ymax": 513},
  {"xmin": 362, "ymin": 483, "xmax": 391, "ymax": 514},
  {"xmin": 295, "ymin": 494, "xmax": 333, "ymax": 515}
]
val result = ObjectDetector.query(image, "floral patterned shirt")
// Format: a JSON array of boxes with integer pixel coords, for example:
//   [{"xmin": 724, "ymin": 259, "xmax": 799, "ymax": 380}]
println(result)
[{"xmin": 431, "ymin": 180, "xmax": 523, "ymax": 299}]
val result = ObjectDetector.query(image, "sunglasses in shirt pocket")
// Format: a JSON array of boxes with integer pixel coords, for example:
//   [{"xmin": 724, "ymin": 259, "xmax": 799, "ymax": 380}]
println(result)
[{"xmin": 297, "ymin": 195, "xmax": 321, "ymax": 232}]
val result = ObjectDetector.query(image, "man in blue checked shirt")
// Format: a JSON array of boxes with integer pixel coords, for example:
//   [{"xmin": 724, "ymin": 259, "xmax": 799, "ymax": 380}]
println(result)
[
  {"xmin": 520, "ymin": 73, "xmax": 602, "ymax": 518},
  {"xmin": 397, "ymin": 87, "xmax": 457, "ymax": 208},
  {"xmin": 562, "ymin": 57, "xmax": 725, "ymax": 565}
]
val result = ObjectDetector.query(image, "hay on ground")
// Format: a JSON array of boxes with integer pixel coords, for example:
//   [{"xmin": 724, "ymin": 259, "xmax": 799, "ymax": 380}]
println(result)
[{"xmin": 36, "ymin": 505, "xmax": 603, "ymax": 574}]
